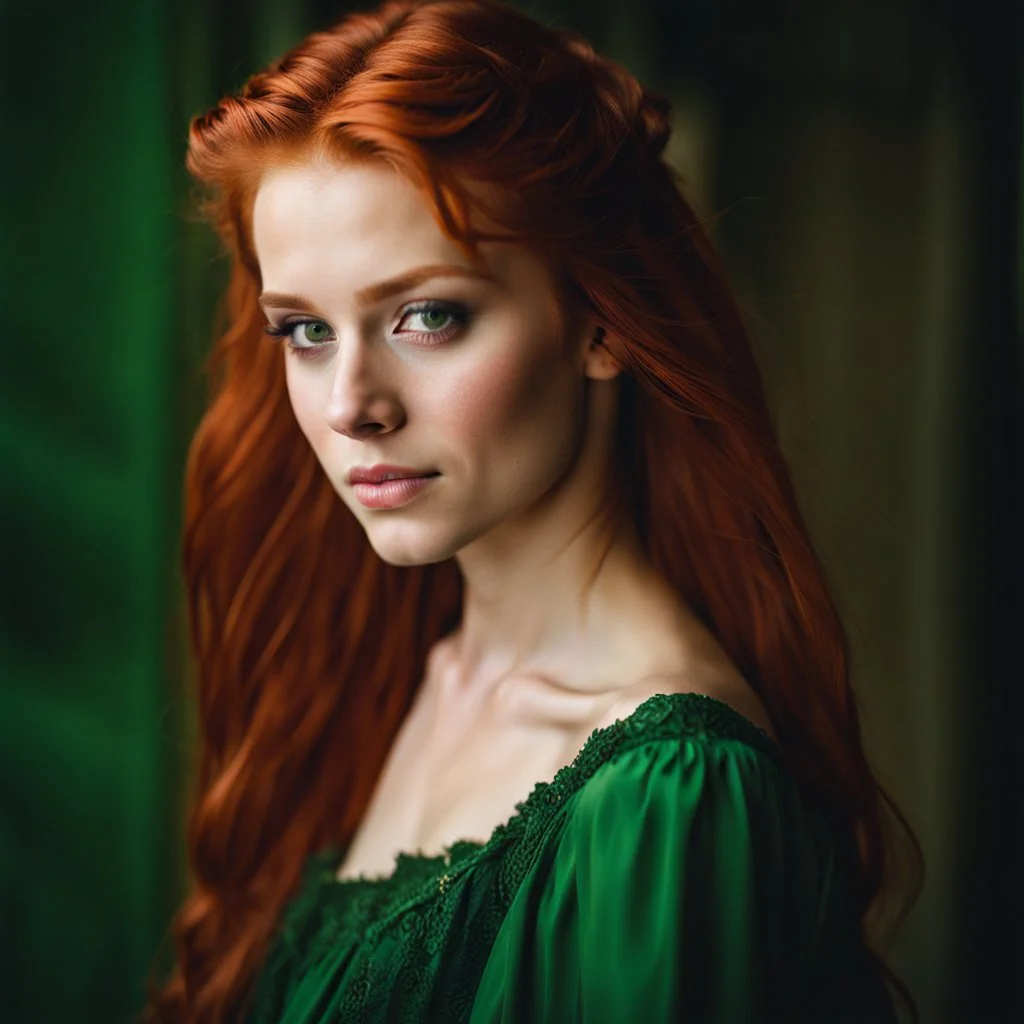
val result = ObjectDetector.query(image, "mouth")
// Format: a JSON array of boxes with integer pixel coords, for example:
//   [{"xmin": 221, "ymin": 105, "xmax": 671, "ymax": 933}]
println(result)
[
  {"xmin": 350, "ymin": 472, "xmax": 441, "ymax": 510},
  {"xmin": 376, "ymin": 471, "xmax": 440, "ymax": 481},
  {"xmin": 346, "ymin": 467, "xmax": 441, "ymax": 485}
]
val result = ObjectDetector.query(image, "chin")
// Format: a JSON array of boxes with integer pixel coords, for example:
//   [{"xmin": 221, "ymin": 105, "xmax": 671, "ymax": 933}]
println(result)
[{"xmin": 364, "ymin": 529, "xmax": 461, "ymax": 568}]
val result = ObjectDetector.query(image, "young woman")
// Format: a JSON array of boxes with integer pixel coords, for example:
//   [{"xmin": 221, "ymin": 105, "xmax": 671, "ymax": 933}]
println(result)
[{"xmin": 146, "ymin": 0, "xmax": 923, "ymax": 1020}]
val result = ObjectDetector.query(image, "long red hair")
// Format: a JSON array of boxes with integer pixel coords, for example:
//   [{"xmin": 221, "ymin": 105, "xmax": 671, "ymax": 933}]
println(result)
[{"xmin": 145, "ymin": 1, "xmax": 923, "ymax": 1020}]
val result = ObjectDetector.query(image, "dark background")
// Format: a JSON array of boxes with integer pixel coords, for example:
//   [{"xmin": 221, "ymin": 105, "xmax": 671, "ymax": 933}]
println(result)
[{"xmin": 1, "ymin": 0, "xmax": 1021, "ymax": 1021}]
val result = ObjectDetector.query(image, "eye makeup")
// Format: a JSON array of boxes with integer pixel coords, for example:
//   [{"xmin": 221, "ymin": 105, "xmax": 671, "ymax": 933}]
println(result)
[{"xmin": 262, "ymin": 300, "xmax": 472, "ymax": 358}]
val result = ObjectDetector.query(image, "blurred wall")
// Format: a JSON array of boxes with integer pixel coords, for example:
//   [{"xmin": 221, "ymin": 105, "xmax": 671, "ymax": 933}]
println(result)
[
  {"xmin": 1, "ymin": 2, "xmax": 181, "ymax": 1022},
  {"xmin": 1, "ymin": 1, "xmax": 1020, "ymax": 1021}
]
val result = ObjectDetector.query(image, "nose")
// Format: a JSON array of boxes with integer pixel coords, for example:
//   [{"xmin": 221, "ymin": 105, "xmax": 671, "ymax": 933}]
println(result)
[{"xmin": 323, "ymin": 337, "xmax": 405, "ymax": 439}]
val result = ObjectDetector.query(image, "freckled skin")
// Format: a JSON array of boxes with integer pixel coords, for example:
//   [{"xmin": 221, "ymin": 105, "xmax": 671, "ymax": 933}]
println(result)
[{"xmin": 251, "ymin": 157, "xmax": 617, "ymax": 569}]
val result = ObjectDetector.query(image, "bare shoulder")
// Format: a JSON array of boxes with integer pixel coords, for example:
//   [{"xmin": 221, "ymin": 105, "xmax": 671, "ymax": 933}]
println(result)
[{"xmin": 591, "ymin": 673, "xmax": 779, "ymax": 744}]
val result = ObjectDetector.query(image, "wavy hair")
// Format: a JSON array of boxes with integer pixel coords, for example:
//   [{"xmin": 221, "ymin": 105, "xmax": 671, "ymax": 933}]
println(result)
[{"xmin": 145, "ymin": 1, "xmax": 924, "ymax": 1020}]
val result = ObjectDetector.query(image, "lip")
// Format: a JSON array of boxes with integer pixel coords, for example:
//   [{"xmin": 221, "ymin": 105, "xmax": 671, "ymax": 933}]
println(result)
[
  {"xmin": 351, "ymin": 474, "xmax": 439, "ymax": 510},
  {"xmin": 346, "ymin": 464, "xmax": 439, "ymax": 485}
]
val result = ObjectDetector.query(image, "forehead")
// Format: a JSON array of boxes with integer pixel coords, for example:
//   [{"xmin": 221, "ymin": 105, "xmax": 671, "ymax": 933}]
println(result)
[
  {"xmin": 250, "ymin": 157, "xmax": 562, "ymax": 321},
  {"xmin": 252, "ymin": 158, "xmax": 454, "ymax": 260}
]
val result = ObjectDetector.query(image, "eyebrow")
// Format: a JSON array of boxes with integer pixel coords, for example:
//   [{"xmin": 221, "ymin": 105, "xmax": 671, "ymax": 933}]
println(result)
[{"xmin": 258, "ymin": 263, "xmax": 495, "ymax": 312}]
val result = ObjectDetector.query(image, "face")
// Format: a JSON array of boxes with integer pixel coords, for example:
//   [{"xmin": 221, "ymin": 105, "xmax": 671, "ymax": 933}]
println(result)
[{"xmin": 251, "ymin": 156, "xmax": 618, "ymax": 567}]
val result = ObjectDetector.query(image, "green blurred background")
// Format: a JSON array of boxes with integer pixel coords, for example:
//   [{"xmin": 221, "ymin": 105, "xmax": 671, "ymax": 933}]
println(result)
[{"xmin": 1, "ymin": 0, "xmax": 1020, "ymax": 1021}]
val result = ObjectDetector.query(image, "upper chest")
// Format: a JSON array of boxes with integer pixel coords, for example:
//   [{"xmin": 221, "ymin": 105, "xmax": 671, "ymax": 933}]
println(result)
[
  {"xmin": 335, "ymin": 645, "xmax": 775, "ymax": 882},
  {"xmin": 335, "ymin": 679, "xmax": 602, "ymax": 881}
]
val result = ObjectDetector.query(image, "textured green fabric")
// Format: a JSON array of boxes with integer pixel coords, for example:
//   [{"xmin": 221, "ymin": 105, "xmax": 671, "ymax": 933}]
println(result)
[{"xmin": 247, "ymin": 693, "xmax": 897, "ymax": 1022}]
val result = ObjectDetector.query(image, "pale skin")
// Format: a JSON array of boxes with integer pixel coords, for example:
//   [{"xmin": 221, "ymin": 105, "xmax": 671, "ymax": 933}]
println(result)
[{"xmin": 251, "ymin": 155, "xmax": 778, "ymax": 880}]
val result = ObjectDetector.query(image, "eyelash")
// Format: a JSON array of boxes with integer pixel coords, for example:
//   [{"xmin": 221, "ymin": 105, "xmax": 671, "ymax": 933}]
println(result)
[{"xmin": 262, "ymin": 301, "xmax": 470, "ymax": 359}]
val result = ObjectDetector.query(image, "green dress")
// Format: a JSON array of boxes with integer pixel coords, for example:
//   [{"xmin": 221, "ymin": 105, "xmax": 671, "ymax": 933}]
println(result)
[{"xmin": 247, "ymin": 692, "xmax": 898, "ymax": 1022}]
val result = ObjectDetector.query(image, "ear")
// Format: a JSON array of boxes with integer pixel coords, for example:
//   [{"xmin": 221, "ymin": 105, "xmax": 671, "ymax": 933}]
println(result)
[{"xmin": 582, "ymin": 325, "xmax": 623, "ymax": 381}]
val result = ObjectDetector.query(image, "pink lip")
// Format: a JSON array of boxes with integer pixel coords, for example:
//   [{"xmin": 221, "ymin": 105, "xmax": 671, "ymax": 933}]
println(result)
[
  {"xmin": 352, "ymin": 474, "xmax": 439, "ymax": 510},
  {"xmin": 347, "ymin": 464, "xmax": 437, "ymax": 485}
]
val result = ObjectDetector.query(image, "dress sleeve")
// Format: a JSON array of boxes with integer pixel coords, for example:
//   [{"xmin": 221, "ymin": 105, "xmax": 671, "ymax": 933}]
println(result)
[{"xmin": 467, "ymin": 736, "xmax": 884, "ymax": 1023}]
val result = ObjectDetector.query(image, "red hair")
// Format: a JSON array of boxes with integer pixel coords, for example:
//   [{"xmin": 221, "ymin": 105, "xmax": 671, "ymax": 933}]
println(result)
[{"xmin": 145, "ymin": 1, "xmax": 923, "ymax": 1020}]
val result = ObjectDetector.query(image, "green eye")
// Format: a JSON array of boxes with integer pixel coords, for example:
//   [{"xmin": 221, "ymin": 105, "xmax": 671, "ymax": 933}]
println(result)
[
  {"xmin": 261, "ymin": 318, "xmax": 334, "ymax": 355},
  {"xmin": 418, "ymin": 308, "xmax": 451, "ymax": 330},
  {"xmin": 395, "ymin": 301, "xmax": 468, "ymax": 337},
  {"xmin": 397, "ymin": 303, "xmax": 468, "ymax": 340},
  {"xmin": 303, "ymin": 322, "xmax": 331, "ymax": 342}
]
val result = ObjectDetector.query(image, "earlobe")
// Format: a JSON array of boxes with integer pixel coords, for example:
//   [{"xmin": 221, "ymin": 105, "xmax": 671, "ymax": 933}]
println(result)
[{"xmin": 584, "ymin": 325, "xmax": 623, "ymax": 381}]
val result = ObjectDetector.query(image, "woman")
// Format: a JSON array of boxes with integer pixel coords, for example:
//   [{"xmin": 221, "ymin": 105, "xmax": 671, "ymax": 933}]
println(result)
[{"xmin": 146, "ymin": 0, "xmax": 923, "ymax": 1020}]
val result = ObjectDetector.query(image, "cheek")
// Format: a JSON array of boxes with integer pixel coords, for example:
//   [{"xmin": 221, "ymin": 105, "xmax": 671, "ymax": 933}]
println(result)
[
  {"xmin": 440, "ymin": 343, "xmax": 579, "ymax": 467},
  {"xmin": 285, "ymin": 360, "xmax": 327, "ymax": 447}
]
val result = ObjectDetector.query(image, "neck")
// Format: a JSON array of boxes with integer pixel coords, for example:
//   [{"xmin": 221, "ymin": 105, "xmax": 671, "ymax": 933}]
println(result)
[{"xmin": 444, "ymin": 507, "xmax": 689, "ymax": 701}]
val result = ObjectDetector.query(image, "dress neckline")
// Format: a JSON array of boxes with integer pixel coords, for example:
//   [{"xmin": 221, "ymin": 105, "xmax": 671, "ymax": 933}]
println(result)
[{"xmin": 313, "ymin": 690, "xmax": 782, "ymax": 890}]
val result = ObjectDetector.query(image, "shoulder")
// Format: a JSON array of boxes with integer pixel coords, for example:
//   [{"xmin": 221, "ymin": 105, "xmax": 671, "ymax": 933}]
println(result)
[
  {"xmin": 590, "ymin": 672, "xmax": 780, "ymax": 745},
  {"xmin": 549, "ymin": 700, "xmax": 822, "ymax": 914},
  {"xmin": 556, "ymin": 695, "xmax": 828, "ymax": 904},
  {"xmin": 547, "ymin": 686, "xmax": 796, "ymax": 866},
  {"xmin": 549, "ymin": 681, "xmax": 795, "ymax": 860}
]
